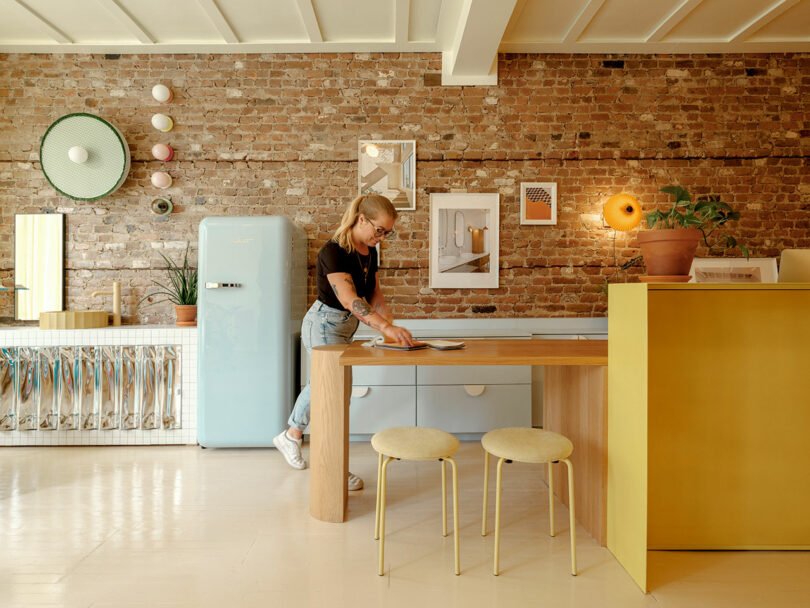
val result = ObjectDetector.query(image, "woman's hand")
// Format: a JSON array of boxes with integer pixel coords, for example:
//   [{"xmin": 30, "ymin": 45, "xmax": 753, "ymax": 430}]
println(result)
[{"xmin": 382, "ymin": 324, "xmax": 414, "ymax": 346}]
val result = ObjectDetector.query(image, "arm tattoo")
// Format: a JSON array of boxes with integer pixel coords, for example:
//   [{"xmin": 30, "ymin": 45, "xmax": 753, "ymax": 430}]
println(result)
[
  {"xmin": 351, "ymin": 298, "xmax": 372, "ymax": 317},
  {"xmin": 330, "ymin": 282, "xmax": 339, "ymax": 295}
]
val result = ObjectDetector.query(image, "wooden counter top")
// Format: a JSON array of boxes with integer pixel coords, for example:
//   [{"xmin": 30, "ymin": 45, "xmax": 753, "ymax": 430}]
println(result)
[{"xmin": 339, "ymin": 338, "xmax": 608, "ymax": 367}]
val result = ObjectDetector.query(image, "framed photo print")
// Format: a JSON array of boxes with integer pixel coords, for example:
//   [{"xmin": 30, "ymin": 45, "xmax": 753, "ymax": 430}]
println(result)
[
  {"xmin": 429, "ymin": 193, "xmax": 499, "ymax": 289},
  {"xmin": 520, "ymin": 182, "xmax": 557, "ymax": 225},
  {"xmin": 689, "ymin": 258, "xmax": 778, "ymax": 283},
  {"xmin": 358, "ymin": 140, "xmax": 416, "ymax": 210}
]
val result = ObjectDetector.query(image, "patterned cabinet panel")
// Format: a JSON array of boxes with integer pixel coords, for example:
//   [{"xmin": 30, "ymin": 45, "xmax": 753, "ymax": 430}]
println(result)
[
  {"xmin": 18, "ymin": 347, "xmax": 39, "ymax": 431},
  {"xmin": 79, "ymin": 347, "xmax": 97, "ymax": 430},
  {"xmin": 97, "ymin": 346, "xmax": 118, "ymax": 430},
  {"xmin": 119, "ymin": 347, "xmax": 139, "ymax": 430},
  {"xmin": 0, "ymin": 348, "xmax": 16, "ymax": 430},
  {"xmin": 39, "ymin": 348, "xmax": 58, "ymax": 430},
  {"xmin": 160, "ymin": 346, "xmax": 181, "ymax": 430}
]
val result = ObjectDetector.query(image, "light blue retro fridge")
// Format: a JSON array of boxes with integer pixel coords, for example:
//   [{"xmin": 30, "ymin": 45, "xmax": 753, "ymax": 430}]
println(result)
[{"xmin": 198, "ymin": 216, "xmax": 307, "ymax": 447}]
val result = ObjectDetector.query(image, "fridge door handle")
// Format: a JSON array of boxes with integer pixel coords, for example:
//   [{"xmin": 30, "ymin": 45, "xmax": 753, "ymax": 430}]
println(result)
[{"xmin": 205, "ymin": 282, "xmax": 243, "ymax": 289}]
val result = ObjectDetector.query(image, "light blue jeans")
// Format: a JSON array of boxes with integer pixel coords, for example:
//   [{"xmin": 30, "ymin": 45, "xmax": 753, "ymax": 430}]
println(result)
[{"xmin": 288, "ymin": 300, "xmax": 359, "ymax": 431}]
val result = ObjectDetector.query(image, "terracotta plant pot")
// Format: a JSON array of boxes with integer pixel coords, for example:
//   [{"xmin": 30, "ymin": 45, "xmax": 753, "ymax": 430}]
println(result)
[
  {"xmin": 637, "ymin": 228, "xmax": 701, "ymax": 277},
  {"xmin": 174, "ymin": 304, "xmax": 197, "ymax": 327}
]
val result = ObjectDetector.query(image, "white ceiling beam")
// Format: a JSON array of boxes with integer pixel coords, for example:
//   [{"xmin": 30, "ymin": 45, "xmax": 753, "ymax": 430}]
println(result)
[
  {"xmin": 198, "ymin": 0, "xmax": 239, "ymax": 44},
  {"xmin": 646, "ymin": 0, "xmax": 703, "ymax": 43},
  {"xmin": 295, "ymin": 0, "xmax": 323, "ymax": 43},
  {"xmin": 11, "ymin": 0, "xmax": 72, "ymax": 44},
  {"xmin": 498, "ymin": 39, "xmax": 810, "ymax": 53},
  {"xmin": 2, "ymin": 39, "xmax": 809, "ymax": 55},
  {"xmin": 442, "ymin": 0, "xmax": 518, "ymax": 85},
  {"xmin": 98, "ymin": 0, "xmax": 154, "ymax": 44},
  {"xmin": 563, "ymin": 0, "xmax": 606, "ymax": 44},
  {"xmin": 729, "ymin": 0, "xmax": 801, "ymax": 42},
  {"xmin": 502, "ymin": 0, "xmax": 529, "ymax": 41},
  {"xmin": 395, "ymin": 0, "xmax": 410, "ymax": 45}
]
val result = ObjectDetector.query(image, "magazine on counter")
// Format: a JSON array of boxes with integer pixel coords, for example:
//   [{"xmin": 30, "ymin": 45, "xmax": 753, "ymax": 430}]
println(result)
[{"xmin": 374, "ymin": 339, "xmax": 466, "ymax": 351}]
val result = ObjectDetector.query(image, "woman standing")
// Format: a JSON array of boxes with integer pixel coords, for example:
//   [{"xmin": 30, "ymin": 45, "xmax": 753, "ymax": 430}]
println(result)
[{"xmin": 273, "ymin": 194, "xmax": 414, "ymax": 489}]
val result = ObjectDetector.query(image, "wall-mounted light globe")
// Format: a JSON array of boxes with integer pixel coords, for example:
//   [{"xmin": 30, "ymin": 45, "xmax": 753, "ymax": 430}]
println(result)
[
  {"xmin": 151, "ymin": 113, "xmax": 173, "ymax": 132},
  {"xmin": 40, "ymin": 113, "xmax": 130, "ymax": 201},
  {"xmin": 151, "ymin": 143, "xmax": 174, "ymax": 161},
  {"xmin": 151, "ymin": 84, "xmax": 173, "ymax": 104},
  {"xmin": 603, "ymin": 193, "xmax": 642, "ymax": 231},
  {"xmin": 68, "ymin": 145, "xmax": 88, "ymax": 164},
  {"xmin": 151, "ymin": 171, "xmax": 172, "ymax": 189}
]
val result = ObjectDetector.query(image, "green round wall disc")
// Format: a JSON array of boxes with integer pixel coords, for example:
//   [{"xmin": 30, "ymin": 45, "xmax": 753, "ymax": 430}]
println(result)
[{"xmin": 40, "ymin": 113, "xmax": 131, "ymax": 201}]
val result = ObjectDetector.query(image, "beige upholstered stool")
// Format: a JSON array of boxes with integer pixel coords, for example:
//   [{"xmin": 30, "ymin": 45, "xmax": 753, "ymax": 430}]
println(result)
[
  {"xmin": 481, "ymin": 427, "xmax": 577, "ymax": 576},
  {"xmin": 371, "ymin": 426, "xmax": 461, "ymax": 576}
]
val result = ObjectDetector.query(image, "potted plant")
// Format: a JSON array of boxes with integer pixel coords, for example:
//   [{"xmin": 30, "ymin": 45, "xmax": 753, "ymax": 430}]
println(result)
[
  {"xmin": 140, "ymin": 244, "xmax": 198, "ymax": 326},
  {"xmin": 638, "ymin": 185, "xmax": 749, "ymax": 279}
]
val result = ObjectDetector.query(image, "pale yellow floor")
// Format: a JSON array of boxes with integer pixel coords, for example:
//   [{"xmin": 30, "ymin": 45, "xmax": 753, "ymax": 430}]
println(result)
[{"xmin": 1, "ymin": 443, "xmax": 808, "ymax": 608}]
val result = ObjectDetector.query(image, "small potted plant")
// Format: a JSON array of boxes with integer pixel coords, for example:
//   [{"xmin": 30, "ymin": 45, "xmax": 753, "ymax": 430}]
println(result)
[
  {"xmin": 638, "ymin": 185, "xmax": 749, "ymax": 279},
  {"xmin": 140, "ymin": 244, "xmax": 198, "ymax": 326}
]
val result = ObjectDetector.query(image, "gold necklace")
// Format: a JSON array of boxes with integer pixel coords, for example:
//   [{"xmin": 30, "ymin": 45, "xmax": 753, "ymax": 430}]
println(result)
[{"xmin": 356, "ymin": 250, "xmax": 370, "ymax": 284}]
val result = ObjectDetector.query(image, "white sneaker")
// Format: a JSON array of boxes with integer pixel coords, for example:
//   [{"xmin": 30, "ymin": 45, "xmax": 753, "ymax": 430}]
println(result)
[
  {"xmin": 348, "ymin": 472, "xmax": 364, "ymax": 491},
  {"xmin": 273, "ymin": 431, "xmax": 307, "ymax": 470}
]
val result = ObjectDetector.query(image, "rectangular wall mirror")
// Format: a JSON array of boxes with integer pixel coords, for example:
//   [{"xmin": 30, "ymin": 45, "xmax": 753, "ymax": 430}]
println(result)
[{"xmin": 15, "ymin": 214, "xmax": 64, "ymax": 321}]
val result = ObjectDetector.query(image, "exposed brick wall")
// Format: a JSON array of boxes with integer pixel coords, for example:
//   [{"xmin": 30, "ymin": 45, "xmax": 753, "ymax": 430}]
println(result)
[{"xmin": 0, "ymin": 52, "xmax": 808, "ymax": 324}]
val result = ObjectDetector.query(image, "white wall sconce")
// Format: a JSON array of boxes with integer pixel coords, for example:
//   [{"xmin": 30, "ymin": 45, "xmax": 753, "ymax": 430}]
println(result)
[
  {"xmin": 68, "ymin": 145, "xmax": 88, "ymax": 164},
  {"xmin": 151, "ymin": 143, "xmax": 174, "ymax": 161},
  {"xmin": 150, "ymin": 171, "xmax": 172, "ymax": 189},
  {"xmin": 151, "ymin": 113, "xmax": 173, "ymax": 132},
  {"xmin": 151, "ymin": 84, "xmax": 173, "ymax": 104}
]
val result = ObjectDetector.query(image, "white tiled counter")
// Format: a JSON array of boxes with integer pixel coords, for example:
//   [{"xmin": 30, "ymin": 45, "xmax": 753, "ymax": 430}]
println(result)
[{"xmin": 0, "ymin": 325, "xmax": 197, "ymax": 446}]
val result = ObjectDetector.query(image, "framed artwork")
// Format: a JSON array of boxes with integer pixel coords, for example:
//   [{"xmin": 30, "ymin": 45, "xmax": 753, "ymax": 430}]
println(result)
[
  {"xmin": 520, "ymin": 182, "xmax": 557, "ymax": 225},
  {"xmin": 689, "ymin": 258, "xmax": 778, "ymax": 283},
  {"xmin": 358, "ymin": 140, "xmax": 416, "ymax": 210},
  {"xmin": 429, "ymin": 193, "xmax": 499, "ymax": 289}
]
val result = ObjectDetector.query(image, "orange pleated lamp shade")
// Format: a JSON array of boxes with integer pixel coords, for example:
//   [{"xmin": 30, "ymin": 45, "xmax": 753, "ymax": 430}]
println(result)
[{"xmin": 603, "ymin": 193, "xmax": 642, "ymax": 231}]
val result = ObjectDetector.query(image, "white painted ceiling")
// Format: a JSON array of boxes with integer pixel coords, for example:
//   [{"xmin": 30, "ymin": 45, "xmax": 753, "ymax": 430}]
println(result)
[{"xmin": 1, "ymin": 0, "xmax": 809, "ymax": 83}]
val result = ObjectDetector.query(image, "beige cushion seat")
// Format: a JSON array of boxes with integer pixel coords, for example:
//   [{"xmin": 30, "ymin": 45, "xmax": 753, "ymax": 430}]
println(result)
[
  {"xmin": 482, "ymin": 427, "xmax": 573, "ymax": 464},
  {"xmin": 373, "ymin": 426, "xmax": 462, "ymax": 575},
  {"xmin": 372, "ymin": 426, "xmax": 460, "ymax": 461}
]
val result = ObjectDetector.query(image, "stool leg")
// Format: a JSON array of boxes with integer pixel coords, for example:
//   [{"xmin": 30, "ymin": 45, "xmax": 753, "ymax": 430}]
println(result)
[
  {"xmin": 374, "ymin": 452, "xmax": 383, "ymax": 540},
  {"xmin": 493, "ymin": 457, "xmax": 506, "ymax": 576},
  {"xmin": 441, "ymin": 458, "xmax": 448, "ymax": 537},
  {"xmin": 481, "ymin": 450, "xmax": 489, "ymax": 536},
  {"xmin": 562, "ymin": 458, "xmax": 577, "ymax": 576},
  {"xmin": 378, "ymin": 456, "xmax": 394, "ymax": 576},
  {"xmin": 446, "ymin": 456, "xmax": 460, "ymax": 575},
  {"xmin": 548, "ymin": 462, "xmax": 555, "ymax": 537}
]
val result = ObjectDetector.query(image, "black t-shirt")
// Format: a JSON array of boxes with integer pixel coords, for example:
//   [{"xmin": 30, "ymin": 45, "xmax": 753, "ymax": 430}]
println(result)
[{"xmin": 316, "ymin": 240, "xmax": 378, "ymax": 311}]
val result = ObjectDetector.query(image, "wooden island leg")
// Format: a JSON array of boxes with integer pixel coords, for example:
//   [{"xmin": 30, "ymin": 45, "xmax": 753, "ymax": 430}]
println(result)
[
  {"xmin": 543, "ymin": 365, "xmax": 608, "ymax": 545},
  {"xmin": 309, "ymin": 345, "xmax": 352, "ymax": 522}
]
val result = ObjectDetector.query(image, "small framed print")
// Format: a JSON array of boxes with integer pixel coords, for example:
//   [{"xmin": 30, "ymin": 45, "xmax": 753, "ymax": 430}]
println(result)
[
  {"xmin": 358, "ymin": 140, "xmax": 416, "ymax": 210},
  {"xmin": 520, "ymin": 182, "xmax": 557, "ymax": 225}
]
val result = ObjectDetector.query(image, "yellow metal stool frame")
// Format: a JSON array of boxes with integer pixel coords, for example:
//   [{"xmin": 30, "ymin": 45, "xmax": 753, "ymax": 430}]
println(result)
[
  {"xmin": 372, "ymin": 427, "xmax": 460, "ymax": 576},
  {"xmin": 481, "ymin": 428, "xmax": 577, "ymax": 577}
]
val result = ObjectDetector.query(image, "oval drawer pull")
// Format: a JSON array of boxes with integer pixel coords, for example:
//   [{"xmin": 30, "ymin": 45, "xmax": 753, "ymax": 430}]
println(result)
[
  {"xmin": 463, "ymin": 385, "xmax": 486, "ymax": 397},
  {"xmin": 351, "ymin": 386, "xmax": 370, "ymax": 398}
]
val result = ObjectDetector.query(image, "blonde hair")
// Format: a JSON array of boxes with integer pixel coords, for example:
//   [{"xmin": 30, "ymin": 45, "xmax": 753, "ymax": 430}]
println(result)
[{"xmin": 333, "ymin": 194, "xmax": 398, "ymax": 253}]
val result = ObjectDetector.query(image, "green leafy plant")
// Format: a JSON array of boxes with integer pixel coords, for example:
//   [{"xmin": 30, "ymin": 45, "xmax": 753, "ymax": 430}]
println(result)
[
  {"xmin": 139, "ymin": 244, "xmax": 198, "ymax": 307},
  {"xmin": 648, "ymin": 185, "xmax": 749, "ymax": 257}
]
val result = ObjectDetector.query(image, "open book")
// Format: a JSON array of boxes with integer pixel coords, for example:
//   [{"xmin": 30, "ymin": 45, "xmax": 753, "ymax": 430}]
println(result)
[{"xmin": 372, "ymin": 339, "xmax": 466, "ymax": 351}]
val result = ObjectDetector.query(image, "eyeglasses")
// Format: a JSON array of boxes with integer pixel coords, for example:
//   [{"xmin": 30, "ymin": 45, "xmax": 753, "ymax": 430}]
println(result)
[{"xmin": 367, "ymin": 218, "xmax": 395, "ymax": 239}]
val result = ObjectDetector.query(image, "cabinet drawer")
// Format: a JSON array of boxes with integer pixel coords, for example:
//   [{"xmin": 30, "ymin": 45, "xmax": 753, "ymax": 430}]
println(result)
[
  {"xmin": 349, "ymin": 386, "xmax": 416, "ymax": 434},
  {"xmin": 353, "ymin": 365, "xmax": 415, "ymax": 386},
  {"xmin": 416, "ymin": 385, "xmax": 531, "ymax": 433},
  {"xmin": 417, "ymin": 365, "xmax": 530, "ymax": 385}
]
